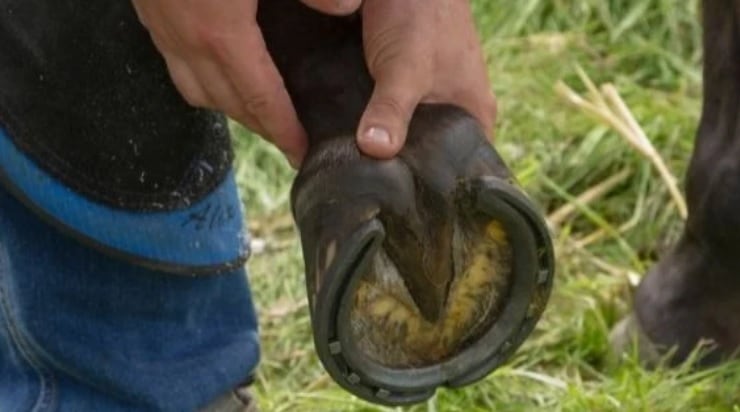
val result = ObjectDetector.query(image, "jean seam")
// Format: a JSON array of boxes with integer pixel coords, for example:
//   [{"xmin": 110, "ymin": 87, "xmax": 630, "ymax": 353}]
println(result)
[{"xmin": 0, "ymin": 263, "xmax": 57, "ymax": 412}]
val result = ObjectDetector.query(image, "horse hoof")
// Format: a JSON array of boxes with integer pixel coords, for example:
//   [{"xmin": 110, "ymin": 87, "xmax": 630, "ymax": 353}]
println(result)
[{"xmin": 291, "ymin": 104, "xmax": 555, "ymax": 406}]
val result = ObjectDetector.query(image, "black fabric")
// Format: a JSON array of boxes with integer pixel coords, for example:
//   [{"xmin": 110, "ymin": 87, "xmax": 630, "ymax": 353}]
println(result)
[{"xmin": 0, "ymin": 1, "xmax": 233, "ymax": 211}]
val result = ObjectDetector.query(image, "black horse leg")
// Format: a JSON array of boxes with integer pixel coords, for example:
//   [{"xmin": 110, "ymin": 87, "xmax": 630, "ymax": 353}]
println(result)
[{"xmin": 614, "ymin": 0, "xmax": 740, "ymax": 365}]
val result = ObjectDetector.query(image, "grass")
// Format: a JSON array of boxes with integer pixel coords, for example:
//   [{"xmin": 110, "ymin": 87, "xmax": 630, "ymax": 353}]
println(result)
[{"xmin": 231, "ymin": 0, "xmax": 740, "ymax": 410}]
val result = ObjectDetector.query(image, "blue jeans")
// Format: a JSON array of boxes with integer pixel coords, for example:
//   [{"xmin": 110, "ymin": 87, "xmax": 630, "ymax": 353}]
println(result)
[{"xmin": 0, "ymin": 185, "xmax": 260, "ymax": 411}]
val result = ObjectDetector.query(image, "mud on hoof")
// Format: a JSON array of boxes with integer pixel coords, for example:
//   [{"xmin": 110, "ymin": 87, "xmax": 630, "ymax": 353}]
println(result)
[
  {"xmin": 291, "ymin": 105, "xmax": 554, "ymax": 406},
  {"xmin": 350, "ymin": 218, "xmax": 513, "ymax": 368}
]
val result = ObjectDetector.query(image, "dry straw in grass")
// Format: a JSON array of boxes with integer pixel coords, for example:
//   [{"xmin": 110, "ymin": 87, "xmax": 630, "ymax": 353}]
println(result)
[
  {"xmin": 554, "ymin": 66, "xmax": 688, "ymax": 220},
  {"xmin": 547, "ymin": 168, "xmax": 632, "ymax": 230}
]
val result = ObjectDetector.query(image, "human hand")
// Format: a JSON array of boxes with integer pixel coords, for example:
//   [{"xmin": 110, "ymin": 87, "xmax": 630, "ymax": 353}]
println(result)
[
  {"xmin": 131, "ymin": 0, "xmax": 361, "ymax": 167},
  {"xmin": 357, "ymin": 0, "xmax": 497, "ymax": 158}
]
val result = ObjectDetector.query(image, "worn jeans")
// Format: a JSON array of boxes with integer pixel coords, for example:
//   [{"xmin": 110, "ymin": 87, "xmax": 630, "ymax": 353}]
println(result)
[{"xmin": 0, "ymin": 184, "xmax": 260, "ymax": 411}]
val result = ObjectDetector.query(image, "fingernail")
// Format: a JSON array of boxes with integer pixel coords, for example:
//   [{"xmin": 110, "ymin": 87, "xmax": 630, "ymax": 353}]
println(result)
[
  {"xmin": 334, "ymin": 0, "xmax": 361, "ymax": 14},
  {"xmin": 360, "ymin": 126, "xmax": 391, "ymax": 146}
]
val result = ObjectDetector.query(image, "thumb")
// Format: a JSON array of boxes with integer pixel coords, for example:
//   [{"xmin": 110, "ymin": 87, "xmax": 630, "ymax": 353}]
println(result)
[
  {"xmin": 357, "ymin": 64, "xmax": 426, "ymax": 158},
  {"xmin": 358, "ymin": 0, "xmax": 431, "ymax": 159}
]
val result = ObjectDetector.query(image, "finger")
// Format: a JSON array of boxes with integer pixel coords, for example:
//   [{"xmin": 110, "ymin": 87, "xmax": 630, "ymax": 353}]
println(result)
[
  {"xmin": 227, "ymin": 106, "xmax": 301, "ymax": 169},
  {"xmin": 247, "ymin": 85, "xmax": 308, "ymax": 168},
  {"xmin": 219, "ymin": 26, "xmax": 308, "ymax": 166},
  {"xmin": 161, "ymin": 53, "xmax": 213, "ymax": 109},
  {"xmin": 189, "ymin": 56, "xmax": 290, "ymax": 150},
  {"xmin": 423, "ymin": 0, "xmax": 495, "ymax": 140},
  {"xmin": 233, "ymin": 111, "xmax": 267, "ymax": 140},
  {"xmin": 188, "ymin": 56, "xmax": 249, "ymax": 118},
  {"xmin": 162, "ymin": 50, "xmax": 274, "ymax": 154},
  {"xmin": 357, "ymin": 0, "xmax": 431, "ymax": 158},
  {"xmin": 130, "ymin": 0, "xmax": 150, "ymax": 27},
  {"xmin": 357, "ymin": 72, "xmax": 425, "ymax": 158},
  {"xmin": 133, "ymin": 10, "xmax": 211, "ymax": 110},
  {"xmin": 454, "ymin": 91, "xmax": 498, "ymax": 141},
  {"xmin": 299, "ymin": 0, "xmax": 363, "ymax": 15},
  {"xmin": 477, "ymin": 92, "xmax": 498, "ymax": 140},
  {"xmin": 194, "ymin": 57, "xmax": 301, "ymax": 167},
  {"xmin": 184, "ymin": 55, "xmax": 301, "ymax": 168}
]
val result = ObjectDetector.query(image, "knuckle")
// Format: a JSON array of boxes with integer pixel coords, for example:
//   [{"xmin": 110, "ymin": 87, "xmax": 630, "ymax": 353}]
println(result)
[
  {"xmin": 365, "ymin": 25, "xmax": 408, "ymax": 70},
  {"xmin": 243, "ymin": 89, "xmax": 278, "ymax": 116},
  {"xmin": 206, "ymin": 39, "xmax": 232, "ymax": 62},
  {"xmin": 370, "ymin": 97, "xmax": 411, "ymax": 122},
  {"xmin": 188, "ymin": 25, "xmax": 230, "ymax": 57},
  {"xmin": 184, "ymin": 25, "xmax": 210, "ymax": 51}
]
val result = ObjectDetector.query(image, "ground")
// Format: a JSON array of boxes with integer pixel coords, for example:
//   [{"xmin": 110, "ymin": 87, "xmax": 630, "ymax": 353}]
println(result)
[{"xmin": 231, "ymin": 0, "xmax": 740, "ymax": 410}]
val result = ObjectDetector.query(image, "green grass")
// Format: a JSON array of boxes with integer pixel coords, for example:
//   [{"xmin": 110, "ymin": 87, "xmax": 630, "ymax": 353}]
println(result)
[{"xmin": 232, "ymin": 0, "xmax": 740, "ymax": 410}]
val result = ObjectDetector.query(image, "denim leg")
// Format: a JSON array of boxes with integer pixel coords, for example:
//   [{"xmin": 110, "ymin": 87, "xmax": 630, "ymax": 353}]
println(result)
[
  {"xmin": 0, "ymin": 185, "xmax": 260, "ymax": 412},
  {"xmin": 0, "ymin": 277, "xmax": 54, "ymax": 411}
]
